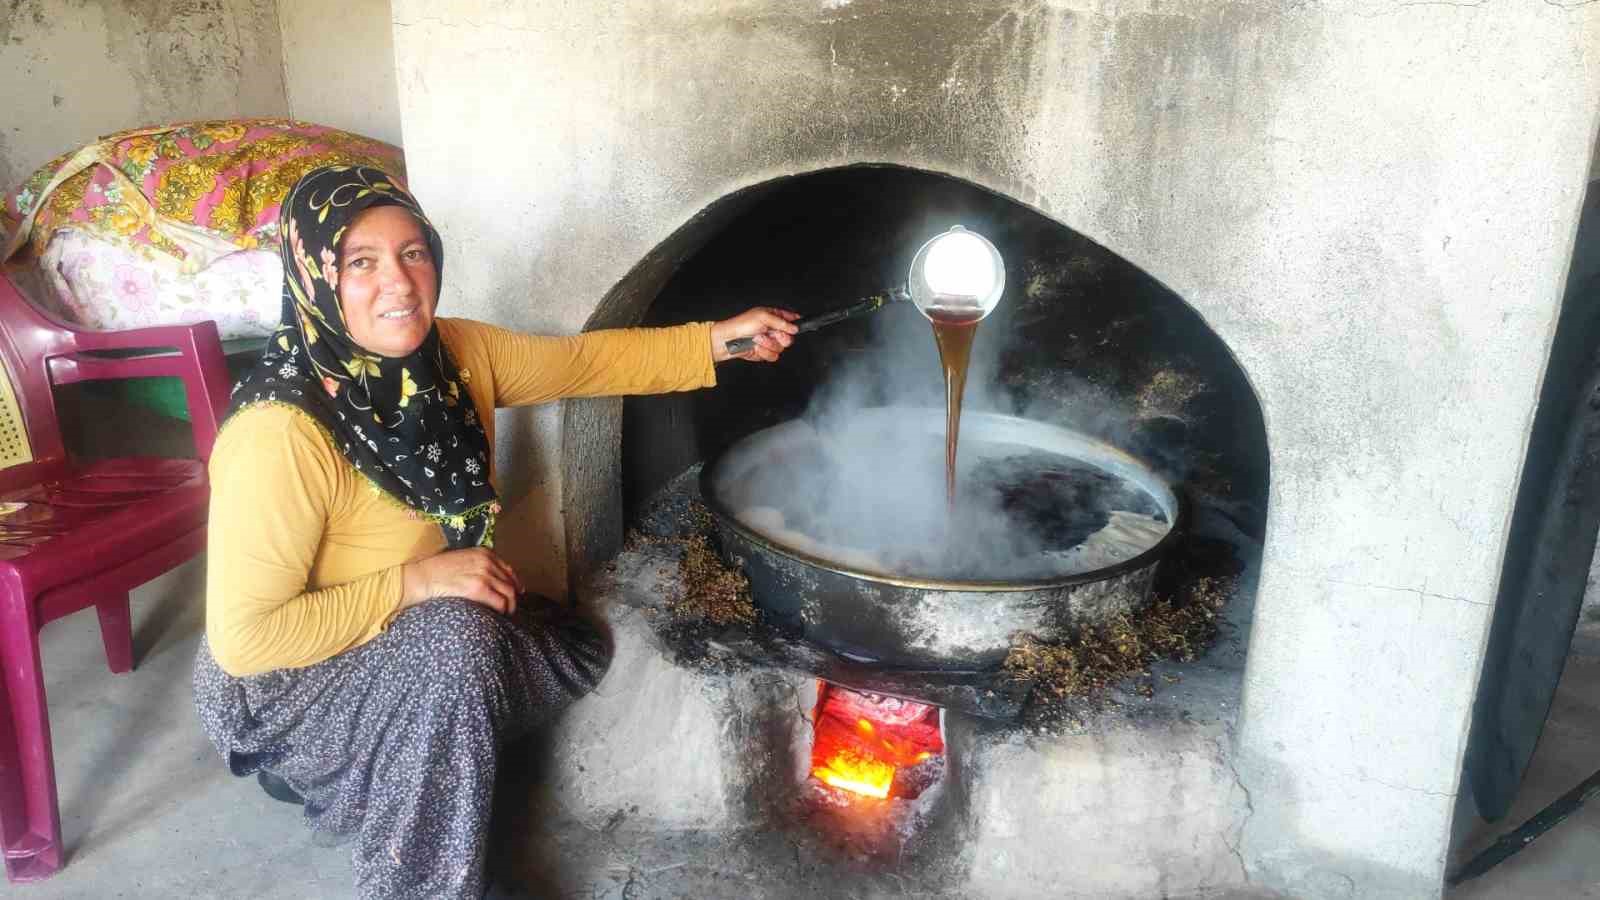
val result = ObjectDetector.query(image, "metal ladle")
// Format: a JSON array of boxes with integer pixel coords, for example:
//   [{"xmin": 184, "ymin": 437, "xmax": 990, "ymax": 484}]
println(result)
[
  {"xmin": 905, "ymin": 224, "xmax": 1006, "ymax": 324},
  {"xmin": 722, "ymin": 225, "xmax": 1005, "ymax": 356}
]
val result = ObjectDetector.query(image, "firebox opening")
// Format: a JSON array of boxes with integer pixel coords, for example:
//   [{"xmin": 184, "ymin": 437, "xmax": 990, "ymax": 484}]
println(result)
[{"xmin": 809, "ymin": 681, "xmax": 945, "ymax": 802}]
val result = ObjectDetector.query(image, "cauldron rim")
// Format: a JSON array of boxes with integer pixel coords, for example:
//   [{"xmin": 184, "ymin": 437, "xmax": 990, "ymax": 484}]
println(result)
[{"xmin": 698, "ymin": 409, "xmax": 1188, "ymax": 592}]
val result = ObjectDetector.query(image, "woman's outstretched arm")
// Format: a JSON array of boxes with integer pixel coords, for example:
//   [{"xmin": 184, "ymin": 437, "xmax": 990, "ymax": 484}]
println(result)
[{"xmin": 439, "ymin": 309, "xmax": 796, "ymax": 409}]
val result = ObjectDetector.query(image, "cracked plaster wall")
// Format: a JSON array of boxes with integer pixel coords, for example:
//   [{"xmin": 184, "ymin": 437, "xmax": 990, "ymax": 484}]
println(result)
[
  {"xmin": 0, "ymin": 0, "xmax": 288, "ymax": 193},
  {"xmin": 390, "ymin": 1, "xmax": 1600, "ymax": 896}
]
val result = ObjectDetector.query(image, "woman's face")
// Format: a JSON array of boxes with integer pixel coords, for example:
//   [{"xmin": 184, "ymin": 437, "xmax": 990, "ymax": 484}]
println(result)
[{"xmin": 337, "ymin": 205, "xmax": 439, "ymax": 358}]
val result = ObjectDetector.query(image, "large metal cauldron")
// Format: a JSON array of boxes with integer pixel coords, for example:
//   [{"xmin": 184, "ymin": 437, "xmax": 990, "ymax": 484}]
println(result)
[{"xmin": 700, "ymin": 409, "xmax": 1184, "ymax": 670}]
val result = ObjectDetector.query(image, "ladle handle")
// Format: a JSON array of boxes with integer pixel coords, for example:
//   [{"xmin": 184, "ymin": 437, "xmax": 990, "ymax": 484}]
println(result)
[{"xmin": 723, "ymin": 288, "xmax": 907, "ymax": 356}]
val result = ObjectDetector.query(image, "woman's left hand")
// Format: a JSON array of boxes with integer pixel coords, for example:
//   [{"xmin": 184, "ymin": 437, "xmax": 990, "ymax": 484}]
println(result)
[{"xmin": 710, "ymin": 307, "xmax": 800, "ymax": 363}]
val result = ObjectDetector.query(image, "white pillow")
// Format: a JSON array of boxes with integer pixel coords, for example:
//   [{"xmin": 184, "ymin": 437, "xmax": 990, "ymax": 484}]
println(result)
[{"xmin": 39, "ymin": 228, "xmax": 281, "ymax": 340}]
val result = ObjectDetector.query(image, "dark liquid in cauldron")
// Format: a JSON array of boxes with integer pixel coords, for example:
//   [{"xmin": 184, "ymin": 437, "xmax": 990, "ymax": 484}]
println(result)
[
  {"xmin": 930, "ymin": 307, "xmax": 983, "ymax": 504},
  {"xmin": 981, "ymin": 451, "xmax": 1165, "ymax": 551}
]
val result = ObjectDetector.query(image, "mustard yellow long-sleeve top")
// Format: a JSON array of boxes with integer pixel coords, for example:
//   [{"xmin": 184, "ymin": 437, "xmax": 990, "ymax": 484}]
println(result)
[{"xmin": 206, "ymin": 317, "xmax": 716, "ymax": 677}]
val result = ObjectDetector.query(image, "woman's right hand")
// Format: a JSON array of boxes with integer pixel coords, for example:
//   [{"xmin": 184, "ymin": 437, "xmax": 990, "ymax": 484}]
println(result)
[{"xmin": 400, "ymin": 547, "xmax": 523, "ymax": 614}]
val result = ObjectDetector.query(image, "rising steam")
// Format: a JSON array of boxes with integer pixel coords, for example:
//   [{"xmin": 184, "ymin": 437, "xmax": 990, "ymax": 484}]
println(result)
[{"xmin": 708, "ymin": 307, "xmax": 1176, "ymax": 583}]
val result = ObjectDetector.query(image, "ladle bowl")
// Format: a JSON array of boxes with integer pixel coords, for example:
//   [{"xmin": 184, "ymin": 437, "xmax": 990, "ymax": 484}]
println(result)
[{"xmin": 907, "ymin": 225, "xmax": 1006, "ymax": 323}]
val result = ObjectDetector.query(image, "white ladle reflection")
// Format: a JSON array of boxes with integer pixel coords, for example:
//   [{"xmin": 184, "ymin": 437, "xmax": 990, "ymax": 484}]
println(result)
[{"xmin": 923, "ymin": 229, "xmax": 998, "ymax": 300}]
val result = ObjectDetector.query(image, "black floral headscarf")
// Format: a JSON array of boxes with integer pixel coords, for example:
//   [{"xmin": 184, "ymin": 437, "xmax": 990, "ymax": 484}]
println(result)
[{"xmin": 227, "ymin": 165, "xmax": 498, "ymax": 547}]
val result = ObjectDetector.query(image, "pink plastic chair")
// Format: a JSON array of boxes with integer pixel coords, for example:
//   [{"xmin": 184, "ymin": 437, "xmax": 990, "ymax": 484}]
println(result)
[{"xmin": 0, "ymin": 274, "xmax": 230, "ymax": 881}]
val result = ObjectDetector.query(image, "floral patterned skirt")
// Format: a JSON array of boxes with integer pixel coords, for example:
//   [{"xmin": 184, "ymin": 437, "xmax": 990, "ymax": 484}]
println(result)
[{"xmin": 193, "ymin": 598, "xmax": 610, "ymax": 900}]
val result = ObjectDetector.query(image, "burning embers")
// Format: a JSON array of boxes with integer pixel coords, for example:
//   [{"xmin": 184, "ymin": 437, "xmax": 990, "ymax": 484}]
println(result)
[{"xmin": 809, "ymin": 682, "xmax": 944, "ymax": 801}]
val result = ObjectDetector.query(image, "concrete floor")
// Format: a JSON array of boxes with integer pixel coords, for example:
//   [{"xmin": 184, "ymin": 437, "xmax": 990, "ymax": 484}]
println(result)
[{"xmin": 8, "ymin": 386, "xmax": 1599, "ymax": 898}]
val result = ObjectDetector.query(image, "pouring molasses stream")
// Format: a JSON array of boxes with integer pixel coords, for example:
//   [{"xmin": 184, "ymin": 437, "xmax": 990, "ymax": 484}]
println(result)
[
  {"xmin": 722, "ymin": 225, "xmax": 1008, "ymax": 506},
  {"xmin": 909, "ymin": 226, "xmax": 1006, "ymax": 504}
]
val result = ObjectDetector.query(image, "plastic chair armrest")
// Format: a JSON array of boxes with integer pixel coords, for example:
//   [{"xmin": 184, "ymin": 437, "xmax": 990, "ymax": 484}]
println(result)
[{"xmin": 53, "ymin": 321, "xmax": 233, "ymax": 461}]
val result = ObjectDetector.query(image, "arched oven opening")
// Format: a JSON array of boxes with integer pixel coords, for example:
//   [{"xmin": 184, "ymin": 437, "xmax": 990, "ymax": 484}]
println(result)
[{"xmin": 565, "ymin": 165, "xmax": 1269, "ymax": 884}]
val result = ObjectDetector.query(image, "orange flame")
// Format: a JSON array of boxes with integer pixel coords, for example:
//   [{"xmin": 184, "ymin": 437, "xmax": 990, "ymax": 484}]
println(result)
[
  {"xmin": 812, "ymin": 748, "xmax": 895, "ymax": 799},
  {"xmin": 809, "ymin": 683, "xmax": 944, "ymax": 801}
]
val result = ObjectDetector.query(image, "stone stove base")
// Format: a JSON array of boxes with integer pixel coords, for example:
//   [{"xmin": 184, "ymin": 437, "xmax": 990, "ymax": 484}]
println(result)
[{"xmin": 509, "ymin": 538, "xmax": 1260, "ymax": 898}]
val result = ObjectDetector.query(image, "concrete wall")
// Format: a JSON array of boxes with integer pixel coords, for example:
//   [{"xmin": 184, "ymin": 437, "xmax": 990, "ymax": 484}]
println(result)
[
  {"xmin": 390, "ymin": 2, "xmax": 1600, "ymax": 896},
  {"xmin": 276, "ymin": 0, "xmax": 402, "ymax": 146},
  {"xmin": 0, "ymin": 0, "xmax": 287, "ymax": 193}
]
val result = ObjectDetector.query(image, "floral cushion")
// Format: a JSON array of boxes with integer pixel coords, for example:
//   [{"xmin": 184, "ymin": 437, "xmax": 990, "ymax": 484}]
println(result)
[
  {"xmin": 38, "ymin": 228, "xmax": 281, "ymax": 340},
  {"xmin": 2, "ymin": 119, "xmax": 405, "ymax": 273}
]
